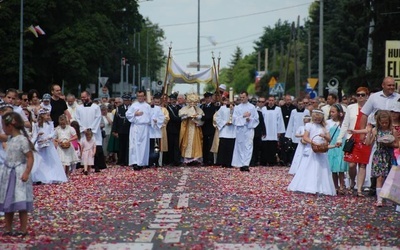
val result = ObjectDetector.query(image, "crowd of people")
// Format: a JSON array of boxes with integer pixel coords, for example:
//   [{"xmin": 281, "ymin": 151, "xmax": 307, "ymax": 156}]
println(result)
[{"xmin": 1, "ymin": 77, "xmax": 400, "ymax": 236}]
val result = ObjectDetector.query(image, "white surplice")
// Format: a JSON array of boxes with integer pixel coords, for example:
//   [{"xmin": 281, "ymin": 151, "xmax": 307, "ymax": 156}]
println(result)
[
  {"xmin": 285, "ymin": 109, "xmax": 310, "ymax": 143},
  {"xmin": 75, "ymin": 103, "xmax": 102, "ymax": 145},
  {"xmin": 215, "ymin": 105, "xmax": 236, "ymax": 138},
  {"xmin": 231, "ymin": 102, "xmax": 259, "ymax": 168},
  {"xmin": 261, "ymin": 106, "xmax": 285, "ymax": 141},
  {"xmin": 126, "ymin": 101, "xmax": 151, "ymax": 166},
  {"xmin": 149, "ymin": 105, "xmax": 165, "ymax": 139}
]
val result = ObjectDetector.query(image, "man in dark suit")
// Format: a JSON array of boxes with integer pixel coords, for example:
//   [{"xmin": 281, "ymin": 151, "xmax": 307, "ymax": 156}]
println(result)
[
  {"xmin": 111, "ymin": 94, "xmax": 131, "ymax": 166},
  {"xmin": 250, "ymin": 97, "xmax": 266, "ymax": 166},
  {"xmin": 200, "ymin": 92, "xmax": 219, "ymax": 166},
  {"xmin": 164, "ymin": 93, "xmax": 182, "ymax": 166}
]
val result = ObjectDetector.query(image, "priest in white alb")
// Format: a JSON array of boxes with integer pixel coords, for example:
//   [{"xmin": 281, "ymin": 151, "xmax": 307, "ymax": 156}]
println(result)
[
  {"xmin": 231, "ymin": 91, "xmax": 259, "ymax": 172},
  {"xmin": 126, "ymin": 90, "xmax": 152, "ymax": 170}
]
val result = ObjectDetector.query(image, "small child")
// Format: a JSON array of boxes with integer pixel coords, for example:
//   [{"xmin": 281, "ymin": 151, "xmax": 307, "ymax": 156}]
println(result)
[
  {"xmin": 288, "ymin": 115, "xmax": 311, "ymax": 175},
  {"xmin": 54, "ymin": 115, "xmax": 79, "ymax": 177},
  {"xmin": 288, "ymin": 109, "xmax": 336, "ymax": 196},
  {"xmin": 327, "ymin": 104, "xmax": 348, "ymax": 195},
  {"xmin": 70, "ymin": 121, "xmax": 82, "ymax": 171},
  {"xmin": 365, "ymin": 110, "xmax": 397, "ymax": 207},
  {"xmin": 81, "ymin": 129, "xmax": 96, "ymax": 175},
  {"xmin": 31, "ymin": 109, "xmax": 67, "ymax": 184},
  {"xmin": 0, "ymin": 112, "xmax": 35, "ymax": 237}
]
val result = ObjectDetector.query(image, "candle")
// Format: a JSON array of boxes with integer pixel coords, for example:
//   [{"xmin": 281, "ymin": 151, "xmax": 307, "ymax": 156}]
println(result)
[
  {"xmin": 146, "ymin": 89, "xmax": 151, "ymax": 103},
  {"xmin": 229, "ymin": 87, "xmax": 234, "ymax": 103}
]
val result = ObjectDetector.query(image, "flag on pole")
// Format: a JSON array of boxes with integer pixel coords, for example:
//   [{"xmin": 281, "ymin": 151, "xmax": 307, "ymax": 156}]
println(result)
[
  {"xmin": 34, "ymin": 25, "xmax": 46, "ymax": 35},
  {"xmin": 27, "ymin": 25, "xmax": 38, "ymax": 38},
  {"xmin": 268, "ymin": 76, "xmax": 277, "ymax": 88}
]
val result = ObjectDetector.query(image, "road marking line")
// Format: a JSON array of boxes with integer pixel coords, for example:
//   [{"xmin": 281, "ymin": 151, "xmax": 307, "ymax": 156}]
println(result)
[
  {"xmin": 158, "ymin": 193, "xmax": 172, "ymax": 208},
  {"xmin": 154, "ymin": 218, "xmax": 181, "ymax": 223},
  {"xmin": 148, "ymin": 223, "xmax": 178, "ymax": 229},
  {"xmin": 163, "ymin": 230, "xmax": 182, "ymax": 243},
  {"xmin": 87, "ymin": 243, "xmax": 153, "ymax": 250},
  {"xmin": 156, "ymin": 214, "xmax": 182, "ymax": 219},
  {"xmin": 0, "ymin": 244, "xmax": 31, "ymax": 250},
  {"xmin": 158, "ymin": 209, "xmax": 182, "ymax": 214},
  {"xmin": 214, "ymin": 243, "xmax": 279, "ymax": 250},
  {"xmin": 177, "ymin": 193, "xmax": 189, "ymax": 208},
  {"xmin": 135, "ymin": 230, "xmax": 156, "ymax": 242}
]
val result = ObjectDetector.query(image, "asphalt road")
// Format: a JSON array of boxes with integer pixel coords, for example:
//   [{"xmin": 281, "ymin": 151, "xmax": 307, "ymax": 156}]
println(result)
[{"xmin": 0, "ymin": 166, "xmax": 399, "ymax": 249}]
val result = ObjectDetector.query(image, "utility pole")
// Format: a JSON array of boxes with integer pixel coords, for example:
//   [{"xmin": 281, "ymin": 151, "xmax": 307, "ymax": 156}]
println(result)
[{"xmin": 318, "ymin": 0, "xmax": 324, "ymax": 97}]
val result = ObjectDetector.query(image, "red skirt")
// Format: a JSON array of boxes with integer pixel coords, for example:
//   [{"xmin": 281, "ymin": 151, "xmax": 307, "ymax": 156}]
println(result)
[{"xmin": 344, "ymin": 141, "xmax": 372, "ymax": 164}]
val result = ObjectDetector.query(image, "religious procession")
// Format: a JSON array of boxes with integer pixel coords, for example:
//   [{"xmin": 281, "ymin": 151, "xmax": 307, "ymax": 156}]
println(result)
[{"xmin": 1, "ymin": 74, "xmax": 400, "ymax": 229}]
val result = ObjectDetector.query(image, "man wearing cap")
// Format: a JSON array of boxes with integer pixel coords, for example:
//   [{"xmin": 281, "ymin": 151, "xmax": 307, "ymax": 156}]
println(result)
[
  {"xmin": 218, "ymin": 84, "xmax": 229, "ymax": 99},
  {"xmin": 200, "ymin": 92, "xmax": 218, "ymax": 166},
  {"xmin": 111, "ymin": 94, "xmax": 132, "ymax": 167},
  {"xmin": 50, "ymin": 84, "xmax": 71, "ymax": 127},
  {"xmin": 164, "ymin": 93, "xmax": 182, "ymax": 166},
  {"xmin": 126, "ymin": 90, "xmax": 152, "ymax": 170}
]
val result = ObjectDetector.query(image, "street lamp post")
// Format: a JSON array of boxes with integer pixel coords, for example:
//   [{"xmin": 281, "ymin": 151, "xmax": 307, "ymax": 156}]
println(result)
[
  {"xmin": 19, "ymin": 0, "xmax": 24, "ymax": 90},
  {"xmin": 197, "ymin": 0, "xmax": 200, "ymax": 72},
  {"xmin": 318, "ymin": 0, "xmax": 324, "ymax": 97}
]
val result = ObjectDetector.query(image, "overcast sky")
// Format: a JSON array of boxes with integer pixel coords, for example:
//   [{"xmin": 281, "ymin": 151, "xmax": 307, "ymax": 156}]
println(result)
[
  {"xmin": 139, "ymin": 0, "xmax": 312, "ymax": 68},
  {"xmin": 139, "ymin": 0, "xmax": 312, "ymax": 93}
]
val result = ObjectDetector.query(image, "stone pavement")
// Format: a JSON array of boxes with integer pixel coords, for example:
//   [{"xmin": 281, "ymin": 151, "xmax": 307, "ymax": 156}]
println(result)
[{"xmin": 0, "ymin": 166, "xmax": 399, "ymax": 249}]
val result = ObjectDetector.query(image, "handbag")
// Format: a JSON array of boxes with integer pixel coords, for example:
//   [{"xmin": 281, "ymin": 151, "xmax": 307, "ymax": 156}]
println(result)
[
  {"xmin": 380, "ymin": 165, "xmax": 400, "ymax": 204},
  {"xmin": 342, "ymin": 136, "xmax": 355, "ymax": 153}
]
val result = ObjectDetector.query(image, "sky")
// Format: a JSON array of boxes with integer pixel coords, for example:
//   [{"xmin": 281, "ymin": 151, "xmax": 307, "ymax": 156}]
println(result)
[{"xmin": 138, "ymin": 0, "xmax": 313, "ymax": 93}]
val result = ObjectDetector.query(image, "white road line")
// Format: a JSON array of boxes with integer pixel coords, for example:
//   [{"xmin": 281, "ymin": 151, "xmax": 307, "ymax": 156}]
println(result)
[
  {"xmin": 163, "ymin": 230, "xmax": 182, "ymax": 243},
  {"xmin": 156, "ymin": 214, "xmax": 182, "ymax": 219},
  {"xmin": 177, "ymin": 193, "xmax": 189, "ymax": 208},
  {"xmin": 148, "ymin": 223, "xmax": 178, "ymax": 229},
  {"xmin": 134, "ymin": 230, "xmax": 156, "ymax": 242},
  {"xmin": 214, "ymin": 243, "xmax": 279, "ymax": 250},
  {"xmin": 153, "ymin": 218, "xmax": 181, "ymax": 223},
  {"xmin": 158, "ymin": 209, "xmax": 182, "ymax": 214},
  {"xmin": 158, "ymin": 193, "xmax": 172, "ymax": 208},
  {"xmin": 87, "ymin": 243, "xmax": 153, "ymax": 250},
  {"xmin": 0, "ymin": 244, "xmax": 31, "ymax": 250}
]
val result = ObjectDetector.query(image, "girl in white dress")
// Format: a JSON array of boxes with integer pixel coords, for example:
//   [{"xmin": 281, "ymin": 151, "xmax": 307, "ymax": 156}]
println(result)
[
  {"xmin": 288, "ymin": 115, "xmax": 311, "ymax": 175},
  {"xmin": 54, "ymin": 115, "xmax": 79, "ymax": 177},
  {"xmin": 288, "ymin": 109, "xmax": 336, "ymax": 196},
  {"xmin": 31, "ymin": 109, "xmax": 67, "ymax": 183}
]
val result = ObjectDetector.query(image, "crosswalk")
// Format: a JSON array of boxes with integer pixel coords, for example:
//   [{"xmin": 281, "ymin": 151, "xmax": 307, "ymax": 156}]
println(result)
[{"xmin": 1, "ymin": 243, "xmax": 399, "ymax": 250}]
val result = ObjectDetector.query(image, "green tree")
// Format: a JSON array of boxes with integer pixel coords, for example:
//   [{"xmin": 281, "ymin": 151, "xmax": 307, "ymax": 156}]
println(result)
[{"xmin": 0, "ymin": 0, "xmax": 165, "ymax": 96}]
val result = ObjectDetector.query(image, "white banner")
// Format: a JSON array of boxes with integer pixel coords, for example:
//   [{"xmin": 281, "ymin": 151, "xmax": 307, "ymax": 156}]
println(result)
[{"xmin": 168, "ymin": 58, "xmax": 215, "ymax": 84}]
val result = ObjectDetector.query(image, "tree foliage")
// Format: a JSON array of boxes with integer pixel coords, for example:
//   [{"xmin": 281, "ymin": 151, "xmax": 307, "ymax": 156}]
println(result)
[
  {"xmin": 0, "ymin": 0, "xmax": 165, "ymax": 96},
  {"xmin": 223, "ymin": 0, "xmax": 400, "ymax": 98}
]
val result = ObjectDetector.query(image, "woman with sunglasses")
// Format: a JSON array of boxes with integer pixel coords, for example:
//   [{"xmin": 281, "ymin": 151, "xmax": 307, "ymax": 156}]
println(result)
[{"xmin": 336, "ymin": 87, "xmax": 372, "ymax": 197}]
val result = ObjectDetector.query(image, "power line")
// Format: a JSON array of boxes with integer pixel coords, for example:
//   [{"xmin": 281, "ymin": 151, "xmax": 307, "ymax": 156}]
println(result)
[
  {"xmin": 173, "ymin": 38, "xmax": 256, "ymax": 56},
  {"xmin": 174, "ymin": 32, "xmax": 263, "ymax": 52},
  {"xmin": 161, "ymin": 2, "xmax": 312, "ymax": 28}
]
